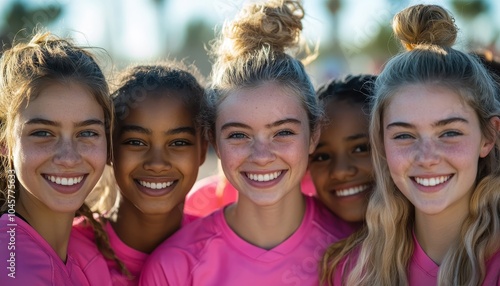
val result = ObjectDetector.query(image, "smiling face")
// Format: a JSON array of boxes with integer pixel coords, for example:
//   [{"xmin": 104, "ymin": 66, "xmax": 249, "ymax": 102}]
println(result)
[
  {"xmin": 12, "ymin": 82, "xmax": 107, "ymax": 213},
  {"xmin": 383, "ymin": 84, "xmax": 493, "ymax": 217},
  {"xmin": 309, "ymin": 99, "xmax": 373, "ymax": 222},
  {"xmin": 112, "ymin": 92, "xmax": 207, "ymax": 215},
  {"xmin": 214, "ymin": 82, "xmax": 317, "ymax": 206}
]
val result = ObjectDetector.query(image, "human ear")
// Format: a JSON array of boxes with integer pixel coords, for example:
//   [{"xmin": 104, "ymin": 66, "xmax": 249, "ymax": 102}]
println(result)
[
  {"xmin": 308, "ymin": 126, "xmax": 321, "ymax": 155},
  {"xmin": 199, "ymin": 139, "xmax": 209, "ymax": 166},
  {"xmin": 479, "ymin": 116, "xmax": 500, "ymax": 158}
]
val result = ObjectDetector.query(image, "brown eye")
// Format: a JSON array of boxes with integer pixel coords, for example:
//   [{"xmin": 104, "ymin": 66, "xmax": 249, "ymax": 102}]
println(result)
[{"xmin": 123, "ymin": 139, "xmax": 146, "ymax": 146}]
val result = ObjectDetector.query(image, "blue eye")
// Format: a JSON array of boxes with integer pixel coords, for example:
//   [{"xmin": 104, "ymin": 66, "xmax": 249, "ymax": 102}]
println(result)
[
  {"xmin": 30, "ymin": 130, "xmax": 52, "ymax": 137},
  {"xmin": 79, "ymin": 130, "xmax": 99, "ymax": 137},
  {"xmin": 393, "ymin": 134, "xmax": 414, "ymax": 140},
  {"xmin": 228, "ymin": 133, "xmax": 247, "ymax": 139},
  {"xmin": 441, "ymin": 131, "xmax": 462, "ymax": 137},
  {"xmin": 276, "ymin": 130, "xmax": 294, "ymax": 137}
]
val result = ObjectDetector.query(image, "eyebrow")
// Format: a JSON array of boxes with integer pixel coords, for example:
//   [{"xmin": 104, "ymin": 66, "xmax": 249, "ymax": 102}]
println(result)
[
  {"xmin": 315, "ymin": 133, "xmax": 368, "ymax": 149},
  {"xmin": 220, "ymin": 118, "xmax": 302, "ymax": 132},
  {"xmin": 25, "ymin": 118, "xmax": 104, "ymax": 128},
  {"xmin": 346, "ymin": 133, "xmax": 368, "ymax": 141},
  {"xmin": 167, "ymin": 126, "xmax": 196, "ymax": 136},
  {"xmin": 386, "ymin": 117, "xmax": 469, "ymax": 130},
  {"xmin": 119, "ymin": 125, "xmax": 196, "ymax": 136},
  {"xmin": 119, "ymin": 124, "xmax": 150, "ymax": 135}
]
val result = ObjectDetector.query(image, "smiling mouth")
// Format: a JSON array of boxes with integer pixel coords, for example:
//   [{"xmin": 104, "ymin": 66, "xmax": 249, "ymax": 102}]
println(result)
[
  {"xmin": 414, "ymin": 175, "xmax": 452, "ymax": 187},
  {"xmin": 45, "ymin": 175, "xmax": 84, "ymax": 186},
  {"xmin": 137, "ymin": 180, "xmax": 175, "ymax": 190},
  {"xmin": 335, "ymin": 184, "xmax": 370, "ymax": 197},
  {"xmin": 245, "ymin": 171, "xmax": 282, "ymax": 182}
]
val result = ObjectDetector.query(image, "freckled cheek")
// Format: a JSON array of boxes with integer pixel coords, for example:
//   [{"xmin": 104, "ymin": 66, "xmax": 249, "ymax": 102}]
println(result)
[
  {"xmin": 439, "ymin": 142, "xmax": 480, "ymax": 168},
  {"xmin": 78, "ymin": 140, "xmax": 108, "ymax": 166},
  {"xmin": 15, "ymin": 142, "xmax": 53, "ymax": 165},
  {"xmin": 218, "ymin": 144, "xmax": 249, "ymax": 171},
  {"xmin": 384, "ymin": 144, "xmax": 411, "ymax": 174}
]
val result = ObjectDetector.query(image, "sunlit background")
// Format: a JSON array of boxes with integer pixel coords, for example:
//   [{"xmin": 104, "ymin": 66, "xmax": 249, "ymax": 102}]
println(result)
[{"xmin": 1, "ymin": 0, "xmax": 499, "ymax": 87}]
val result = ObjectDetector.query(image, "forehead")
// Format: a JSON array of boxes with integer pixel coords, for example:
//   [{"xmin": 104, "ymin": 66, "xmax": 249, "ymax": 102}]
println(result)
[
  {"xmin": 118, "ymin": 92, "xmax": 194, "ymax": 125},
  {"xmin": 325, "ymin": 98, "xmax": 367, "ymax": 119},
  {"xmin": 384, "ymin": 84, "xmax": 475, "ymax": 124},
  {"xmin": 217, "ymin": 82, "xmax": 307, "ymax": 125},
  {"xmin": 323, "ymin": 100, "xmax": 368, "ymax": 131},
  {"xmin": 18, "ymin": 82, "xmax": 103, "ymax": 120}
]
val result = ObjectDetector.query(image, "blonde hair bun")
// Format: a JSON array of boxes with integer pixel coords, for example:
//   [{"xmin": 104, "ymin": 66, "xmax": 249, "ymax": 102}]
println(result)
[
  {"xmin": 217, "ymin": 0, "xmax": 304, "ymax": 64},
  {"xmin": 392, "ymin": 4, "xmax": 458, "ymax": 51}
]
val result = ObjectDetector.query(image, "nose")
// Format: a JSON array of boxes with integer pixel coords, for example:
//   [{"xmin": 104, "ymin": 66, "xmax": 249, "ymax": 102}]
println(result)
[
  {"xmin": 53, "ymin": 137, "xmax": 82, "ymax": 167},
  {"xmin": 249, "ymin": 138, "xmax": 276, "ymax": 166},
  {"xmin": 143, "ymin": 147, "xmax": 172, "ymax": 173},
  {"xmin": 414, "ymin": 138, "xmax": 441, "ymax": 168},
  {"xmin": 328, "ymin": 154, "xmax": 356, "ymax": 180}
]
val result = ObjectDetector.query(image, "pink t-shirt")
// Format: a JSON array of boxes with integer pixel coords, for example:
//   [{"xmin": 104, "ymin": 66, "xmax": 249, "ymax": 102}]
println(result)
[
  {"xmin": 185, "ymin": 172, "xmax": 316, "ymax": 218},
  {"xmin": 0, "ymin": 213, "xmax": 91, "ymax": 285},
  {"xmin": 140, "ymin": 196, "xmax": 359, "ymax": 286},
  {"xmin": 332, "ymin": 233, "xmax": 500, "ymax": 285},
  {"xmin": 409, "ymin": 234, "xmax": 500, "ymax": 285},
  {"xmin": 70, "ymin": 214, "xmax": 198, "ymax": 285}
]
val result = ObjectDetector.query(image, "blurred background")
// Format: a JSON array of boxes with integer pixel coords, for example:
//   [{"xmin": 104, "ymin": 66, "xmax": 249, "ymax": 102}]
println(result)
[
  {"xmin": 1, "ymin": 0, "xmax": 499, "ymax": 179},
  {"xmin": 1, "ymin": 0, "xmax": 499, "ymax": 83}
]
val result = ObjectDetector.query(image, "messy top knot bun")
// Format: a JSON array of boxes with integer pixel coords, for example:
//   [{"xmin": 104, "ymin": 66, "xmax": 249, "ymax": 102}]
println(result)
[
  {"xmin": 203, "ymin": 0, "xmax": 321, "ymax": 147},
  {"xmin": 213, "ymin": 0, "xmax": 304, "ymax": 65},
  {"xmin": 392, "ymin": 4, "xmax": 458, "ymax": 51}
]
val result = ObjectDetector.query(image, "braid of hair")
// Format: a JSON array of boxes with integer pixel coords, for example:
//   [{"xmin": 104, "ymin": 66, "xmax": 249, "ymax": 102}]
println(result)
[{"xmin": 76, "ymin": 203, "xmax": 132, "ymax": 279}]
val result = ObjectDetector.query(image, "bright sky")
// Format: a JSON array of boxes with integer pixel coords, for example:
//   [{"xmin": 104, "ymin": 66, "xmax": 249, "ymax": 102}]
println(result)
[{"xmin": 2, "ymin": 0, "xmax": 499, "ymax": 62}]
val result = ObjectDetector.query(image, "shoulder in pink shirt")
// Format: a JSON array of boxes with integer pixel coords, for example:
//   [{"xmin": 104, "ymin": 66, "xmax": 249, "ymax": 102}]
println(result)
[
  {"xmin": 409, "ymin": 234, "xmax": 500, "ymax": 286},
  {"xmin": 0, "ymin": 213, "xmax": 90, "ymax": 286},
  {"xmin": 70, "ymin": 214, "xmax": 198, "ymax": 286},
  {"xmin": 70, "ymin": 216, "xmax": 114, "ymax": 285},
  {"xmin": 140, "ymin": 196, "xmax": 359, "ymax": 286},
  {"xmin": 332, "ymin": 233, "xmax": 500, "ymax": 285}
]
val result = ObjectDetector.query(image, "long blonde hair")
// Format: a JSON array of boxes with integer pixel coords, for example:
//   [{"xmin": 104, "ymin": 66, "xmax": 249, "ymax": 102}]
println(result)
[{"xmin": 321, "ymin": 4, "xmax": 500, "ymax": 285}]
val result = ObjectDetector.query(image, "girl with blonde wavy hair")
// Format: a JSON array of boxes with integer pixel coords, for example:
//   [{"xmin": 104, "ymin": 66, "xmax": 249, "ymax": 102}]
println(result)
[
  {"xmin": 0, "ymin": 31, "xmax": 114, "ymax": 285},
  {"xmin": 321, "ymin": 4, "xmax": 500, "ymax": 286},
  {"xmin": 140, "ymin": 0, "xmax": 359, "ymax": 285}
]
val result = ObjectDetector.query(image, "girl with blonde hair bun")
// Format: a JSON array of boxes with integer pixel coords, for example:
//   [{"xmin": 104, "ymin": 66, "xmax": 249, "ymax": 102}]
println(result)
[
  {"xmin": 320, "ymin": 4, "xmax": 500, "ymax": 286},
  {"xmin": 140, "ymin": 0, "xmax": 359, "ymax": 285}
]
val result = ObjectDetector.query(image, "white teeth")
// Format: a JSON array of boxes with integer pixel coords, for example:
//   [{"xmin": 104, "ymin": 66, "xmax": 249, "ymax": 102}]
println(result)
[
  {"xmin": 138, "ymin": 180, "xmax": 174, "ymax": 190},
  {"xmin": 415, "ymin": 175, "xmax": 451, "ymax": 187},
  {"xmin": 46, "ymin": 175, "xmax": 83, "ymax": 186},
  {"xmin": 335, "ymin": 184, "xmax": 370, "ymax": 197},
  {"xmin": 247, "ymin": 171, "xmax": 282, "ymax": 182}
]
